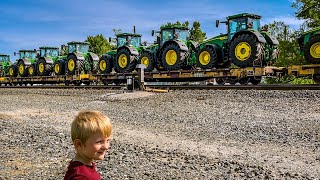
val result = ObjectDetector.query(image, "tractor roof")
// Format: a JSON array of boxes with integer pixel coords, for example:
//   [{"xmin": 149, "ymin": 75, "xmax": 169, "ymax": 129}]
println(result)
[
  {"xmin": 19, "ymin": 50, "xmax": 37, "ymax": 52},
  {"xmin": 39, "ymin": 46, "xmax": 59, "ymax": 49},
  {"xmin": 160, "ymin": 24, "xmax": 189, "ymax": 30},
  {"xmin": 116, "ymin": 33, "xmax": 142, "ymax": 37},
  {"xmin": 227, "ymin": 13, "xmax": 261, "ymax": 20},
  {"xmin": 67, "ymin": 41, "xmax": 90, "ymax": 45},
  {"xmin": 0, "ymin": 54, "xmax": 9, "ymax": 57}
]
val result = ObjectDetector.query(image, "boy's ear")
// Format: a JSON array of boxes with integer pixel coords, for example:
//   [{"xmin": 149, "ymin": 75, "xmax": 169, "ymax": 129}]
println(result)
[{"xmin": 74, "ymin": 139, "xmax": 83, "ymax": 148}]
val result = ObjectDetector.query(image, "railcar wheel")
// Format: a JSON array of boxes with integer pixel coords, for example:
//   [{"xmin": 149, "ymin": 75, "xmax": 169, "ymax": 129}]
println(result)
[
  {"xmin": 239, "ymin": 78, "xmax": 250, "ymax": 85},
  {"xmin": 250, "ymin": 78, "xmax": 261, "ymax": 85}
]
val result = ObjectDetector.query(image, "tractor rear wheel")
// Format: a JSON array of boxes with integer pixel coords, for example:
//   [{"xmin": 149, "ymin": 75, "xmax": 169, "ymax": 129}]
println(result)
[
  {"xmin": 18, "ymin": 61, "xmax": 27, "ymax": 77},
  {"xmin": 196, "ymin": 46, "xmax": 218, "ymax": 69},
  {"xmin": 37, "ymin": 58, "xmax": 49, "ymax": 76},
  {"xmin": 53, "ymin": 60, "xmax": 65, "ymax": 75},
  {"xmin": 161, "ymin": 43, "xmax": 186, "ymax": 71},
  {"xmin": 67, "ymin": 54, "xmax": 78, "ymax": 75},
  {"xmin": 304, "ymin": 35, "xmax": 320, "ymax": 64},
  {"xmin": 28, "ymin": 64, "xmax": 37, "ymax": 76},
  {"xmin": 9, "ymin": 65, "xmax": 18, "ymax": 77},
  {"xmin": 140, "ymin": 52, "xmax": 155, "ymax": 72},
  {"xmin": 230, "ymin": 34, "xmax": 262, "ymax": 68},
  {"xmin": 98, "ymin": 55, "xmax": 113, "ymax": 74},
  {"xmin": 115, "ymin": 49, "xmax": 136, "ymax": 73}
]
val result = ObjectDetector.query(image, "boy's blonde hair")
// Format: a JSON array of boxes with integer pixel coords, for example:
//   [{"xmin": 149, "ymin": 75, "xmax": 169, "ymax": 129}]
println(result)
[{"xmin": 71, "ymin": 110, "xmax": 112, "ymax": 143}]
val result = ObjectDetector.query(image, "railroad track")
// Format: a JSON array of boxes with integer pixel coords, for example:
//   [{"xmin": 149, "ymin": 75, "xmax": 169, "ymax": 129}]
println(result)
[{"xmin": 1, "ymin": 84, "xmax": 320, "ymax": 90}]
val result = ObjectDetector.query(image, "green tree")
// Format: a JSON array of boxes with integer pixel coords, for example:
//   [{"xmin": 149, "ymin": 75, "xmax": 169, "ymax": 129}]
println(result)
[
  {"xmin": 190, "ymin": 21, "xmax": 206, "ymax": 43},
  {"xmin": 267, "ymin": 21, "xmax": 305, "ymax": 66},
  {"xmin": 292, "ymin": 0, "xmax": 320, "ymax": 28},
  {"xmin": 85, "ymin": 34, "xmax": 112, "ymax": 56}
]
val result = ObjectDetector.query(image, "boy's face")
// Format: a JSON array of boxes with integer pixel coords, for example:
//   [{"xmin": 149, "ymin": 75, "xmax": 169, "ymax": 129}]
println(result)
[{"xmin": 78, "ymin": 132, "xmax": 111, "ymax": 162}]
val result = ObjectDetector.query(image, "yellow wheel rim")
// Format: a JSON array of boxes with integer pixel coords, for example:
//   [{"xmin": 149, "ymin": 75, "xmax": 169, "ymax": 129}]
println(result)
[
  {"xmin": 199, "ymin": 51, "xmax": 210, "ymax": 65},
  {"xmin": 19, "ymin": 64, "xmax": 24, "ymax": 74},
  {"xmin": 68, "ymin": 59, "xmax": 75, "ymax": 71},
  {"xmin": 118, "ymin": 54, "xmax": 128, "ymax": 68},
  {"xmin": 141, "ymin": 56, "xmax": 149, "ymax": 67},
  {"xmin": 29, "ymin": 66, "xmax": 34, "ymax": 75},
  {"xmin": 99, "ymin": 60, "xmax": 107, "ymax": 71},
  {"xmin": 9, "ymin": 68, "xmax": 13, "ymax": 76},
  {"xmin": 235, "ymin": 42, "xmax": 251, "ymax": 61},
  {"xmin": 54, "ymin": 63, "xmax": 60, "ymax": 74},
  {"xmin": 166, "ymin": 50, "xmax": 177, "ymax": 65},
  {"xmin": 310, "ymin": 42, "xmax": 320, "ymax": 58},
  {"xmin": 39, "ymin": 63, "xmax": 44, "ymax": 73}
]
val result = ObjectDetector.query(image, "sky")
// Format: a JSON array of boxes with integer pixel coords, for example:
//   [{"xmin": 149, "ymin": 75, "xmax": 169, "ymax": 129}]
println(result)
[{"xmin": 0, "ymin": 0, "xmax": 303, "ymax": 61}]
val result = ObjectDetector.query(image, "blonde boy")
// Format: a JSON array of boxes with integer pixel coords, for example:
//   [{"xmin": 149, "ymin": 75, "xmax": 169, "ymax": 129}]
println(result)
[{"xmin": 64, "ymin": 110, "xmax": 112, "ymax": 180}]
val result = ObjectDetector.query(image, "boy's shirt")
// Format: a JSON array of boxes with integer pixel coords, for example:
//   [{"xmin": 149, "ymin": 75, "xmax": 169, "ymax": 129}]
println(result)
[{"xmin": 64, "ymin": 161, "xmax": 101, "ymax": 180}]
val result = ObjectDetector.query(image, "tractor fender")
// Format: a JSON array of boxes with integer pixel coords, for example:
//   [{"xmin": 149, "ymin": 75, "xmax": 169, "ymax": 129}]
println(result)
[
  {"xmin": 232, "ymin": 31, "xmax": 266, "ymax": 43},
  {"xmin": 162, "ymin": 40, "xmax": 189, "ymax": 52},
  {"xmin": 89, "ymin": 53, "xmax": 99, "ymax": 62},
  {"xmin": 263, "ymin": 33, "xmax": 279, "ymax": 45},
  {"xmin": 43, "ymin": 57, "xmax": 54, "ymax": 64},
  {"xmin": 118, "ymin": 46, "xmax": 139, "ymax": 56},
  {"xmin": 69, "ymin": 52, "xmax": 85, "ymax": 61},
  {"xmin": 189, "ymin": 41, "xmax": 198, "ymax": 52},
  {"xmin": 20, "ymin": 58, "xmax": 32, "ymax": 66}
]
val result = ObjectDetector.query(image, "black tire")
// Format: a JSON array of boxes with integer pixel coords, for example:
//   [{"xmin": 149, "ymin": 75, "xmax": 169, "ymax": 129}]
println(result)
[
  {"xmin": 98, "ymin": 55, "xmax": 113, "ymax": 74},
  {"xmin": 37, "ymin": 58, "xmax": 49, "ymax": 76},
  {"xmin": 28, "ymin": 64, "xmax": 37, "ymax": 76},
  {"xmin": 216, "ymin": 78, "xmax": 225, "ymax": 85},
  {"xmin": 304, "ymin": 35, "xmax": 320, "ymax": 64},
  {"xmin": 67, "ymin": 54, "xmax": 78, "ymax": 75},
  {"xmin": 53, "ymin": 60, "xmax": 65, "ymax": 75},
  {"xmin": 196, "ymin": 46, "xmax": 218, "ymax": 69},
  {"xmin": 140, "ymin": 52, "xmax": 155, "ymax": 72},
  {"xmin": 18, "ymin": 61, "xmax": 27, "ymax": 77},
  {"xmin": 115, "ymin": 49, "xmax": 136, "ymax": 73},
  {"xmin": 161, "ymin": 43, "xmax": 186, "ymax": 71},
  {"xmin": 230, "ymin": 34, "xmax": 262, "ymax": 68},
  {"xmin": 9, "ymin": 65, "xmax": 18, "ymax": 77}
]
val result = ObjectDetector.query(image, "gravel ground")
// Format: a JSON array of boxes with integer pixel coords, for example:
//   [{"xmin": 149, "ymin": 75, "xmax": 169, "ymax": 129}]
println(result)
[{"xmin": 0, "ymin": 89, "xmax": 319, "ymax": 179}]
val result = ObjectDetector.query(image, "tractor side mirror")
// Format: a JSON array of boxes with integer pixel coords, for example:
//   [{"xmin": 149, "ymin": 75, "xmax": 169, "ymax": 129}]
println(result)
[
  {"xmin": 142, "ymin": 41, "xmax": 147, "ymax": 46},
  {"xmin": 34, "ymin": 49, "xmax": 37, "ymax": 53},
  {"xmin": 152, "ymin": 30, "xmax": 155, "ymax": 36},
  {"xmin": 109, "ymin": 37, "xmax": 111, "ymax": 43},
  {"xmin": 14, "ymin": 52, "xmax": 16, "ymax": 56},
  {"xmin": 216, "ymin": 20, "xmax": 220, "ymax": 28}
]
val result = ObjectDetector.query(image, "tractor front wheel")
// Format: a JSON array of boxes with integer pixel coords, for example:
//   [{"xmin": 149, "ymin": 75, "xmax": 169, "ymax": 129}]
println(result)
[
  {"xmin": 115, "ymin": 49, "xmax": 136, "ymax": 73},
  {"xmin": 28, "ymin": 64, "xmax": 37, "ymax": 76},
  {"xmin": 53, "ymin": 60, "xmax": 65, "ymax": 75},
  {"xmin": 37, "ymin": 58, "xmax": 49, "ymax": 76},
  {"xmin": 9, "ymin": 65, "xmax": 18, "ymax": 77},
  {"xmin": 304, "ymin": 35, "xmax": 320, "ymax": 64},
  {"xmin": 140, "ymin": 52, "xmax": 155, "ymax": 72},
  {"xmin": 230, "ymin": 34, "xmax": 262, "ymax": 68},
  {"xmin": 98, "ymin": 56, "xmax": 113, "ymax": 74},
  {"xmin": 161, "ymin": 43, "xmax": 186, "ymax": 71},
  {"xmin": 18, "ymin": 61, "xmax": 27, "ymax": 77},
  {"xmin": 196, "ymin": 46, "xmax": 218, "ymax": 69}
]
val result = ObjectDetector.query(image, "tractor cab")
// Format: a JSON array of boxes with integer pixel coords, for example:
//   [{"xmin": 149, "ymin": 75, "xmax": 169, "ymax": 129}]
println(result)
[
  {"xmin": 67, "ymin": 42, "xmax": 89, "ymax": 54},
  {"xmin": 39, "ymin": 47, "xmax": 59, "ymax": 57},
  {"xmin": 116, "ymin": 33, "xmax": 142, "ymax": 48},
  {"xmin": 0, "ymin": 55, "xmax": 10, "ymax": 65},
  {"xmin": 158, "ymin": 25, "xmax": 189, "ymax": 46},
  {"xmin": 217, "ymin": 13, "xmax": 261, "ymax": 41},
  {"xmin": 18, "ymin": 50, "xmax": 37, "ymax": 60}
]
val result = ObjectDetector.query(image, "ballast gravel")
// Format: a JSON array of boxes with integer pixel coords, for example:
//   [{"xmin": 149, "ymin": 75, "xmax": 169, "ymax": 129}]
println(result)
[{"xmin": 0, "ymin": 88, "xmax": 319, "ymax": 179}]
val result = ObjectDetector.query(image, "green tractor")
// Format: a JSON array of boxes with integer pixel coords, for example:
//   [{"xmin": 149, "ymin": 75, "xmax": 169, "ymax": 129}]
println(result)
[
  {"xmin": 0, "ymin": 54, "xmax": 11, "ymax": 76},
  {"xmin": 144, "ymin": 24, "xmax": 197, "ymax": 71},
  {"xmin": 99, "ymin": 31, "xmax": 145, "ymax": 73},
  {"xmin": 64, "ymin": 41, "xmax": 99, "ymax": 75},
  {"xmin": 9, "ymin": 50, "xmax": 38, "ymax": 77},
  {"xmin": 37, "ymin": 46, "xmax": 61, "ymax": 76},
  {"xmin": 297, "ymin": 26, "xmax": 320, "ymax": 63},
  {"xmin": 197, "ymin": 13, "xmax": 279, "ymax": 69}
]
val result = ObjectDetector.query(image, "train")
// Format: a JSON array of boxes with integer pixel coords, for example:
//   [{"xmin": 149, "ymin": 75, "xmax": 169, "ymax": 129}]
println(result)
[{"xmin": 0, "ymin": 13, "xmax": 320, "ymax": 87}]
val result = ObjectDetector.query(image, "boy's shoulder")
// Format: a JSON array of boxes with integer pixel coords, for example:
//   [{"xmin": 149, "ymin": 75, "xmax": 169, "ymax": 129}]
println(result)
[{"xmin": 64, "ymin": 161, "xmax": 101, "ymax": 180}]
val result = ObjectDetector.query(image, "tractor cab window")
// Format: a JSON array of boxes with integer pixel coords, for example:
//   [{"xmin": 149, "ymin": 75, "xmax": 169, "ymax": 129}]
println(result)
[
  {"xmin": 248, "ymin": 18, "xmax": 260, "ymax": 31},
  {"xmin": 129, "ymin": 36, "xmax": 141, "ymax": 47},
  {"xmin": 68, "ymin": 44, "xmax": 89, "ymax": 53},
  {"xmin": 161, "ymin": 29, "xmax": 174, "ymax": 45},
  {"xmin": 117, "ymin": 37, "xmax": 127, "ymax": 47},
  {"xmin": 25, "ymin": 52, "xmax": 36, "ymax": 59},
  {"xmin": 46, "ymin": 49, "xmax": 59, "ymax": 57},
  {"xmin": 228, "ymin": 18, "xmax": 247, "ymax": 40},
  {"xmin": 175, "ymin": 29, "xmax": 189, "ymax": 41},
  {"xmin": 0, "ymin": 56, "xmax": 8, "ymax": 62},
  {"xmin": 19, "ymin": 52, "xmax": 25, "ymax": 59},
  {"xmin": 40, "ymin": 49, "xmax": 46, "ymax": 57}
]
